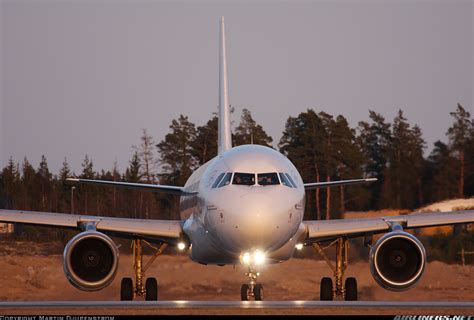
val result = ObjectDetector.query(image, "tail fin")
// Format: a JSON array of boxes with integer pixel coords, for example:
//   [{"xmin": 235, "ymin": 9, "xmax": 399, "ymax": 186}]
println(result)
[{"xmin": 218, "ymin": 16, "xmax": 232, "ymax": 154}]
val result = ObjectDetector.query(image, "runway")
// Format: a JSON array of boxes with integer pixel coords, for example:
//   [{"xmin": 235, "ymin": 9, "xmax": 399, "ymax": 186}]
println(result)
[{"xmin": 0, "ymin": 301, "xmax": 473, "ymax": 315}]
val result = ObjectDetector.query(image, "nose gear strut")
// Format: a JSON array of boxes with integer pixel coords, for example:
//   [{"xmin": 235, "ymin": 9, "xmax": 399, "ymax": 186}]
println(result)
[{"xmin": 241, "ymin": 265, "xmax": 263, "ymax": 301}]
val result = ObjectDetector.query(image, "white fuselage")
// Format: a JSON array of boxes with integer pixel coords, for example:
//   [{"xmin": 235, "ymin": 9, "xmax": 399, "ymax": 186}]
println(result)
[{"xmin": 180, "ymin": 144, "xmax": 306, "ymax": 265}]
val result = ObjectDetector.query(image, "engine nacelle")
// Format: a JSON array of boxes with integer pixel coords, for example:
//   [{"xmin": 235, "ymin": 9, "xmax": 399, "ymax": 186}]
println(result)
[
  {"xmin": 369, "ymin": 231, "xmax": 426, "ymax": 291},
  {"xmin": 63, "ymin": 231, "xmax": 119, "ymax": 291}
]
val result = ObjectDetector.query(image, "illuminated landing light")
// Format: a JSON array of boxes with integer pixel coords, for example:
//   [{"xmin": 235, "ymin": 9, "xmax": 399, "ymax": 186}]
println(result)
[
  {"xmin": 295, "ymin": 243, "xmax": 303, "ymax": 250},
  {"xmin": 177, "ymin": 242, "xmax": 186, "ymax": 251},
  {"xmin": 242, "ymin": 252, "xmax": 251, "ymax": 265},
  {"xmin": 254, "ymin": 250, "xmax": 266, "ymax": 265},
  {"xmin": 240, "ymin": 250, "xmax": 266, "ymax": 265}
]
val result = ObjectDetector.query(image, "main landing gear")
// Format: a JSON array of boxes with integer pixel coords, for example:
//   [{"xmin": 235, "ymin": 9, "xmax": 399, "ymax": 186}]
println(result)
[
  {"xmin": 120, "ymin": 238, "xmax": 167, "ymax": 301},
  {"xmin": 240, "ymin": 265, "xmax": 264, "ymax": 301},
  {"xmin": 313, "ymin": 237, "xmax": 358, "ymax": 301}
]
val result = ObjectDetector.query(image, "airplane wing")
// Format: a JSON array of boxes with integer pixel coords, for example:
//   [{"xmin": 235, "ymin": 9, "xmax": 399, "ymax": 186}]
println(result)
[
  {"xmin": 67, "ymin": 178, "xmax": 197, "ymax": 196},
  {"xmin": 303, "ymin": 210, "xmax": 474, "ymax": 242},
  {"xmin": 0, "ymin": 209, "xmax": 183, "ymax": 243},
  {"xmin": 304, "ymin": 178, "xmax": 377, "ymax": 190}
]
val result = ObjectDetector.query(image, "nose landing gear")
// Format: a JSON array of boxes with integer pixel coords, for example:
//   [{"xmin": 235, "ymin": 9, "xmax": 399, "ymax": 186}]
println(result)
[
  {"xmin": 312, "ymin": 237, "xmax": 358, "ymax": 301},
  {"xmin": 240, "ymin": 265, "xmax": 264, "ymax": 301}
]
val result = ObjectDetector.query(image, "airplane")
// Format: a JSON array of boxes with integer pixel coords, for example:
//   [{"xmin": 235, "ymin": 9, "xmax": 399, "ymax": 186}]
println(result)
[{"xmin": 1, "ymin": 17, "xmax": 473, "ymax": 302}]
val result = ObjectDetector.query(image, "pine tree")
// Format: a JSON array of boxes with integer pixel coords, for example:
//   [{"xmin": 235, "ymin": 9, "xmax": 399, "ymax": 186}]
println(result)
[
  {"xmin": 79, "ymin": 155, "xmax": 95, "ymax": 213},
  {"xmin": 390, "ymin": 110, "xmax": 412, "ymax": 208},
  {"xmin": 465, "ymin": 122, "xmax": 474, "ymax": 197},
  {"xmin": 233, "ymin": 108, "xmax": 273, "ymax": 147},
  {"xmin": 424, "ymin": 141, "xmax": 458, "ymax": 202},
  {"xmin": 447, "ymin": 104, "xmax": 472, "ymax": 198},
  {"xmin": 387, "ymin": 111, "xmax": 426, "ymax": 208},
  {"xmin": 279, "ymin": 109, "xmax": 326, "ymax": 219},
  {"xmin": 80, "ymin": 155, "xmax": 95, "ymax": 179},
  {"xmin": 156, "ymin": 115, "xmax": 197, "ymax": 186},
  {"xmin": 318, "ymin": 111, "xmax": 335, "ymax": 219},
  {"xmin": 21, "ymin": 157, "xmax": 37, "ymax": 210},
  {"xmin": 191, "ymin": 115, "xmax": 218, "ymax": 165},
  {"xmin": 124, "ymin": 152, "xmax": 143, "ymax": 219},
  {"xmin": 330, "ymin": 115, "xmax": 366, "ymax": 213},
  {"xmin": 58, "ymin": 158, "xmax": 72, "ymax": 213},
  {"xmin": 125, "ymin": 152, "xmax": 142, "ymax": 183},
  {"xmin": 111, "ymin": 161, "xmax": 121, "ymax": 212},
  {"xmin": 133, "ymin": 129, "xmax": 157, "ymax": 183},
  {"xmin": 1, "ymin": 157, "xmax": 20, "ymax": 209},
  {"xmin": 409, "ymin": 125, "xmax": 426, "ymax": 206},
  {"xmin": 37, "ymin": 155, "xmax": 52, "ymax": 210},
  {"xmin": 59, "ymin": 158, "xmax": 71, "ymax": 182},
  {"xmin": 357, "ymin": 111, "xmax": 392, "ymax": 209}
]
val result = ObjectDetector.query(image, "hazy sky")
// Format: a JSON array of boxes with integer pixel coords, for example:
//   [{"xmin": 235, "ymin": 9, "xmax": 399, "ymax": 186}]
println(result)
[{"xmin": 1, "ymin": 0, "xmax": 473, "ymax": 175}]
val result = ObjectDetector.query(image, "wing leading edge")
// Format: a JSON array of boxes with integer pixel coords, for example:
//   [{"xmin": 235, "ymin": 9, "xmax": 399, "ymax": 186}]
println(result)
[
  {"xmin": 304, "ymin": 178, "xmax": 377, "ymax": 190},
  {"xmin": 0, "ymin": 209, "xmax": 182, "ymax": 243},
  {"xmin": 303, "ymin": 210, "xmax": 474, "ymax": 242},
  {"xmin": 66, "ymin": 178, "xmax": 196, "ymax": 196}
]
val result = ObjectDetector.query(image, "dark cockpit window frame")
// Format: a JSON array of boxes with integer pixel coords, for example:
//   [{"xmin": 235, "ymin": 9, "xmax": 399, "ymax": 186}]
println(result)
[
  {"xmin": 257, "ymin": 173, "xmax": 280, "ymax": 186},
  {"xmin": 217, "ymin": 172, "xmax": 233, "ymax": 188},
  {"xmin": 232, "ymin": 172, "xmax": 256, "ymax": 186},
  {"xmin": 211, "ymin": 172, "xmax": 226, "ymax": 189},
  {"xmin": 285, "ymin": 173, "xmax": 298, "ymax": 188},
  {"xmin": 279, "ymin": 172, "xmax": 293, "ymax": 188}
]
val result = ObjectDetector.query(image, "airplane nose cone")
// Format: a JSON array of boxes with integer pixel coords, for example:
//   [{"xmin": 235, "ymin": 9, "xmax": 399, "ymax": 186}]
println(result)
[{"xmin": 219, "ymin": 191, "xmax": 291, "ymax": 251}]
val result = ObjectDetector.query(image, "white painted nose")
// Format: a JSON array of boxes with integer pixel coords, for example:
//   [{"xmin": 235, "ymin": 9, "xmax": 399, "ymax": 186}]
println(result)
[{"xmin": 220, "ymin": 190, "xmax": 291, "ymax": 252}]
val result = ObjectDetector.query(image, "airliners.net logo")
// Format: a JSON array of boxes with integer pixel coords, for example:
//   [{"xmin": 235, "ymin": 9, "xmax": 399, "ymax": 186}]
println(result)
[{"xmin": 395, "ymin": 316, "xmax": 472, "ymax": 320}]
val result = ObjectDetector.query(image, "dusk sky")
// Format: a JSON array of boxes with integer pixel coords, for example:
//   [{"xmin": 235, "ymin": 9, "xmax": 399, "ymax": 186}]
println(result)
[{"xmin": 1, "ymin": 0, "xmax": 472, "ymax": 175}]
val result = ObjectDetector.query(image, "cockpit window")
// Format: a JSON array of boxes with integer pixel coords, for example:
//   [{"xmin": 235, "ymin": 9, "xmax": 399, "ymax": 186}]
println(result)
[
  {"xmin": 218, "ymin": 172, "xmax": 233, "ymax": 188},
  {"xmin": 279, "ymin": 172, "xmax": 293, "ymax": 188},
  {"xmin": 285, "ymin": 173, "xmax": 298, "ymax": 188},
  {"xmin": 232, "ymin": 172, "xmax": 255, "ymax": 186},
  {"xmin": 257, "ymin": 173, "xmax": 280, "ymax": 186},
  {"xmin": 212, "ymin": 173, "xmax": 226, "ymax": 188}
]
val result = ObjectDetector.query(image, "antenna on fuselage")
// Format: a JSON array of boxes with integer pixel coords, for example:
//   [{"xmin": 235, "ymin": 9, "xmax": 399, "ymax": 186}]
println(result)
[{"xmin": 218, "ymin": 16, "xmax": 232, "ymax": 155}]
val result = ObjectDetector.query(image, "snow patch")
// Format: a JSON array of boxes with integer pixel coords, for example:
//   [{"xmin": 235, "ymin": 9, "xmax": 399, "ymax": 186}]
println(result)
[{"xmin": 415, "ymin": 198, "xmax": 474, "ymax": 213}]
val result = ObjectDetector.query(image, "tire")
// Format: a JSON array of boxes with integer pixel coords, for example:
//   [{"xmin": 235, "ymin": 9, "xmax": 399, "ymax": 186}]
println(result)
[
  {"xmin": 145, "ymin": 277, "xmax": 158, "ymax": 301},
  {"xmin": 120, "ymin": 277, "xmax": 133, "ymax": 301},
  {"xmin": 345, "ymin": 277, "xmax": 357, "ymax": 301},
  {"xmin": 253, "ymin": 283, "xmax": 264, "ymax": 301},
  {"xmin": 320, "ymin": 277, "xmax": 333, "ymax": 301},
  {"xmin": 241, "ymin": 284, "xmax": 250, "ymax": 301}
]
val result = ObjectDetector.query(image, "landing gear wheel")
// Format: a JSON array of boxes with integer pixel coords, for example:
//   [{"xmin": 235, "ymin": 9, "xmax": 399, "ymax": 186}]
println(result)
[
  {"xmin": 345, "ymin": 277, "xmax": 357, "ymax": 301},
  {"xmin": 320, "ymin": 277, "xmax": 333, "ymax": 301},
  {"xmin": 253, "ymin": 283, "xmax": 263, "ymax": 301},
  {"xmin": 120, "ymin": 277, "xmax": 133, "ymax": 301},
  {"xmin": 145, "ymin": 277, "xmax": 158, "ymax": 301},
  {"xmin": 241, "ymin": 284, "xmax": 250, "ymax": 301}
]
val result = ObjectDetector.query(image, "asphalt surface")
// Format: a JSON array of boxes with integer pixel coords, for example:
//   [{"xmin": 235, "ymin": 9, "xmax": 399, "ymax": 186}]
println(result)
[{"xmin": 0, "ymin": 301, "xmax": 473, "ymax": 315}]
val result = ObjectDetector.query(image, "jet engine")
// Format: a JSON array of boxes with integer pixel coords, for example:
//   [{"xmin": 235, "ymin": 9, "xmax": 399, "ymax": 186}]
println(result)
[
  {"xmin": 63, "ymin": 231, "xmax": 119, "ymax": 291},
  {"xmin": 369, "ymin": 231, "xmax": 426, "ymax": 291}
]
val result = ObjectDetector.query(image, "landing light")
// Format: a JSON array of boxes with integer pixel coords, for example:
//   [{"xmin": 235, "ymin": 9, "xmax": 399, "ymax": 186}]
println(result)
[
  {"xmin": 177, "ymin": 242, "xmax": 186, "ymax": 251},
  {"xmin": 240, "ymin": 250, "xmax": 266, "ymax": 265},
  {"xmin": 242, "ymin": 252, "xmax": 251, "ymax": 264},
  {"xmin": 295, "ymin": 243, "xmax": 304, "ymax": 250},
  {"xmin": 254, "ymin": 250, "xmax": 265, "ymax": 265}
]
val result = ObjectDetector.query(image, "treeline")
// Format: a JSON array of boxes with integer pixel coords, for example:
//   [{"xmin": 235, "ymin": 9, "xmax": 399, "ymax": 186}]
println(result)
[{"xmin": 1, "ymin": 104, "xmax": 473, "ymax": 223}]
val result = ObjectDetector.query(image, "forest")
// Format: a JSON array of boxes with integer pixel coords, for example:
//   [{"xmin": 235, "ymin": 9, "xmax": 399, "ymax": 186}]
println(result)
[{"xmin": 1, "ymin": 103, "xmax": 473, "ymax": 230}]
